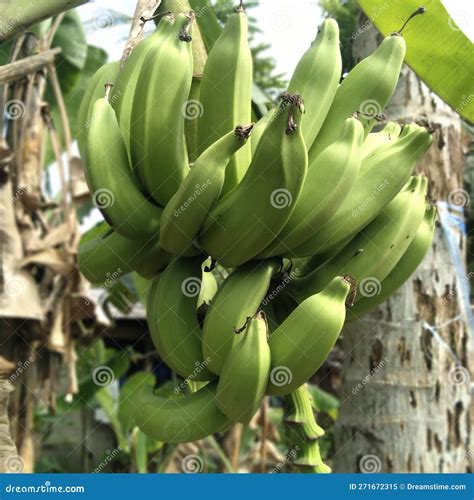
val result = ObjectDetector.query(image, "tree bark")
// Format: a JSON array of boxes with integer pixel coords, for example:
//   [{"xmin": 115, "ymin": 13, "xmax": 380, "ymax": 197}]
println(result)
[{"xmin": 333, "ymin": 19, "xmax": 472, "ymax": 473}]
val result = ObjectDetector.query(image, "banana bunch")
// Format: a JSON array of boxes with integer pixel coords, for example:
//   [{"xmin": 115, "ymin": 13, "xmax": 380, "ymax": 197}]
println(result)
[{"xmin": 77, "ymin": 5, "xmax": 436, "ymax": 461}]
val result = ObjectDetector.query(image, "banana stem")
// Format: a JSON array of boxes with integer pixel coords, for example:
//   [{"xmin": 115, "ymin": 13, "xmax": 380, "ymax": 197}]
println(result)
[
  {"xmin": 283, "ymin": 384, "xmax": 331, "ymax": 473},
  {"xmin": 395, "ymin": 6, "xmax": 426, "ymax": 35},
  {"xmin": 104, "ymin": 82, "xmax": 113, "ymax": 101}
]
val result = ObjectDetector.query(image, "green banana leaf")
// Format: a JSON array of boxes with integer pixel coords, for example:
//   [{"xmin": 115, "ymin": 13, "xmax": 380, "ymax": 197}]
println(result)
[{"xmin": 357, "ymin": 0, "xmax": 474, "ymax": 123}]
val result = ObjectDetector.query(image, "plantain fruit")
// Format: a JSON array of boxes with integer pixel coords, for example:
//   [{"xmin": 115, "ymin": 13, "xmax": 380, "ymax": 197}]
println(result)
[
  {"xmin": 292, "ymin": 124, "xmax": 432, "ymax": 257},
  {"xmin": 288, "ymin": 176, "xmax": 429, "ymax": 302},
  {"xmin": 147, "ymin": 256, "xmax": 215, "ymax": 381},
  {"xmin": 78, "ymin": 227, "xmax": 167, "ymax": 284},
  {"xmin": 133, "ymin": 382, "xmax": 232, "ymax": 444},
  {"xmin": 85, "ymin": 92, "xmax": 163, "ymax": 240},
  {"xmin": 361, "ymin": 121, "xmax": 401, "ymax": 158},
  {"xmin": 309, "ymin": 33, "xmax": 406, "ymax": 160},
  {"xmin": 199, "ymin": 93, "xmax": 308, "ymax": 267},
  {"xmin": 347, "ymin": 205, "xmax": 437, "ymax": 320},
  {"xmin": 216, "ymin": 312, "xmax": 271, "ymax": 424},
  {"xmin": 202, "ymin": 259, "xmax": 280, "ymax": 375},
  {"xmin": 197, "ymin": 2, "xmax": 253, "ymax": 195},
  {"xmin": 130, "ymin": 13, "xmax": 194, "ymax": 206},
  {"xmin": 77, "ymin": 61, "xmax": 119, "ymax": 159},
  {"xmin": 159, "ymin": 125, "xmax": 253, "ymax": 256},
  {"xmin": 267, "ymin": 276, "xmax": 352, "ymax": 396},
  {"xmin": 111, "ymin": 13, "xmax": 176, "ymax": 161},
  {"xmin": 288, "ymin": 18, "xmax": 341, "ymax": 150},
  {"xmin": 259, "ymin": 117, "xmax": 364, "ymax": 257}
]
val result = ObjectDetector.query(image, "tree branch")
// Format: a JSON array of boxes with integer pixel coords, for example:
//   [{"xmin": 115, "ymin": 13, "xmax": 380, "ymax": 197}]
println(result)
[
  {"xmin": 120, "ymin": 0, "xmax": 161, "ymax": 68},
  {"xmin": 0, "ymin": 48, "xmax": 61, "ymax": 85},
  {"xmin": 0, "ymin": 0, "xmax": 88, "ymax": 42}
]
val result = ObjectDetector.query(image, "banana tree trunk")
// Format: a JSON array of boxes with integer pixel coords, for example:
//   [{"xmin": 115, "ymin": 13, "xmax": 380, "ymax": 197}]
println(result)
[{"xmin": 333, "ymin": 18, "xmax": 472, "ymax": 473}]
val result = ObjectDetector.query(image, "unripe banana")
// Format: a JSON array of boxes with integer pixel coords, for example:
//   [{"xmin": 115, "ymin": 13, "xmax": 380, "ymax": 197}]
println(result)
[
  {"xmin": 147, "ymin": 256, "xmax": 215, "ymax": 381},
  {"xmin": 133, "ymin": 382, "xmax": 232, "ymax": 444},
  {"xmin": 216, "ymin": 312, "xmax": 271, "ymax": 424},
  {"xmin": 250, "ymin": 108, "xmax": 274, "ymax": 156},
  {"xmin": 310, "ymin": 34, "xmax": 406, "ymax": 160},
  {"xmin": 159, "ymin": 125, "xmax": 253, "ymax": 256},
  {"xmin": 77, "ymin": 61, "xmax": 119, "ymax": 159},
  {"xmin": 347, "ymin": 205, "xmax": 437, "ymax": 320},
  {"xmin": 85, "ymin": 94, "xmax": 163, "ymax": 240},
  {"xmin": 199, "ymin": 93, "xmax": 308, "ymax": 267},
  {"xmin": 202, "ymin": 259, "xmax": 280, "ymax": 375},
  {"xmin": 111, "ymin": 14, "xmax": 175, "ymax": 161},
  {"xmin": 78, "ymin": 227, "xmax": 165, "ymax": 284},
  {"xmin": 131, "ymin": 13, "xmax": 194, "ymax": 206},
  {"xmin": 361, "ymin": 121, "xmax": 401, "ymax": 158},
  {"xmin": 292, "ymin": 124, "xmax": 432, "ymax": 257},
  {"xmin": 288, "ymin": 18, "xmax": 341, "ymax": 150},
  {"xmin": 259, "ymin": 117, "xmax": 364, "ymax": 258},
  {"xmin": 289, "ymin": 176, "xmax": 428, "ymax": 302},
  {"xmin": 267, "ymin": 276, "xmax": 352, "ymax": 396},
  {"xmin": 197, "ymin": 3, "xmax": 253, "ymax": 195}
]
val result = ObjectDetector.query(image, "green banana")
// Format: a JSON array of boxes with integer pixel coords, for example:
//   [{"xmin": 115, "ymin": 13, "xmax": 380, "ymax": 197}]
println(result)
[
  {"xmin": 291, "ymin": 124, "xmax": 432, "ymax": 257},
  {"xmin": 361, "ymin": 121, "xmax": 401, "ymax": 158},
  {"xmin": 133, "ymin": 382, "xmax": 232, "ymax": 444},
  {"xmin": 85, "ymin": 94, "xmax": 163, "ymax": 240},
  {"xmin": 111, "ymin": 13, "xmax": 176, "ymax": 161},
  {"xmin": 159, "ymin": 125, "xmax": 253, "ymax": 256},
  {"xmin": 130, "ymin": 13, "xmax": 193, "ymax": 206},
  {"xmin": 347, "ymin": 205, "xmax": 437, "ymax": 320},
  {"xmin": 309, "ymin": 34, "xmax": 406, "ymax": 160},
  {"xmin": 288, "ymin": 18, "xmax": 341, "ymax": 150},
  {"xmin": 184, "ymin": 75, "xmax": 202, "ymax": 163},
  {"xmin": 216, "ymin": 312, "xmax": 270, "ymax": 424},
  {"xmin": 202, "ymin": 259, "xmax": 280, "ymax": 375},
  {"xmin": 77, "ymin": 61, "xmax": 120, "ymax": 159},
  {"xmin": 78, "ymin": 228, "xmax": 164, "ymax": 284},
  {"xmin": 250, "ymin": 108, "xmax": 274, "ymax": 157},
  {"xmin": 196, "ymin": 2, "xmax": 253, "ymax": 195},
  {"xmin": 259, "ymin": 117, "xmax": 364, "ymax": 257},
  {"xmin": 288, "ymin": 176, "xmax": 428, "ymax": 302},
  {"xmin": 147, "ymin": 256, "xmax": 215, "ymax": 381},
  {"xmin": 267, "ymin": 276, "xmax": 352, "ymax": 396},
  {"xmin": 199, "ymin": 93, "xmax": 308, "ymax": 267}
]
